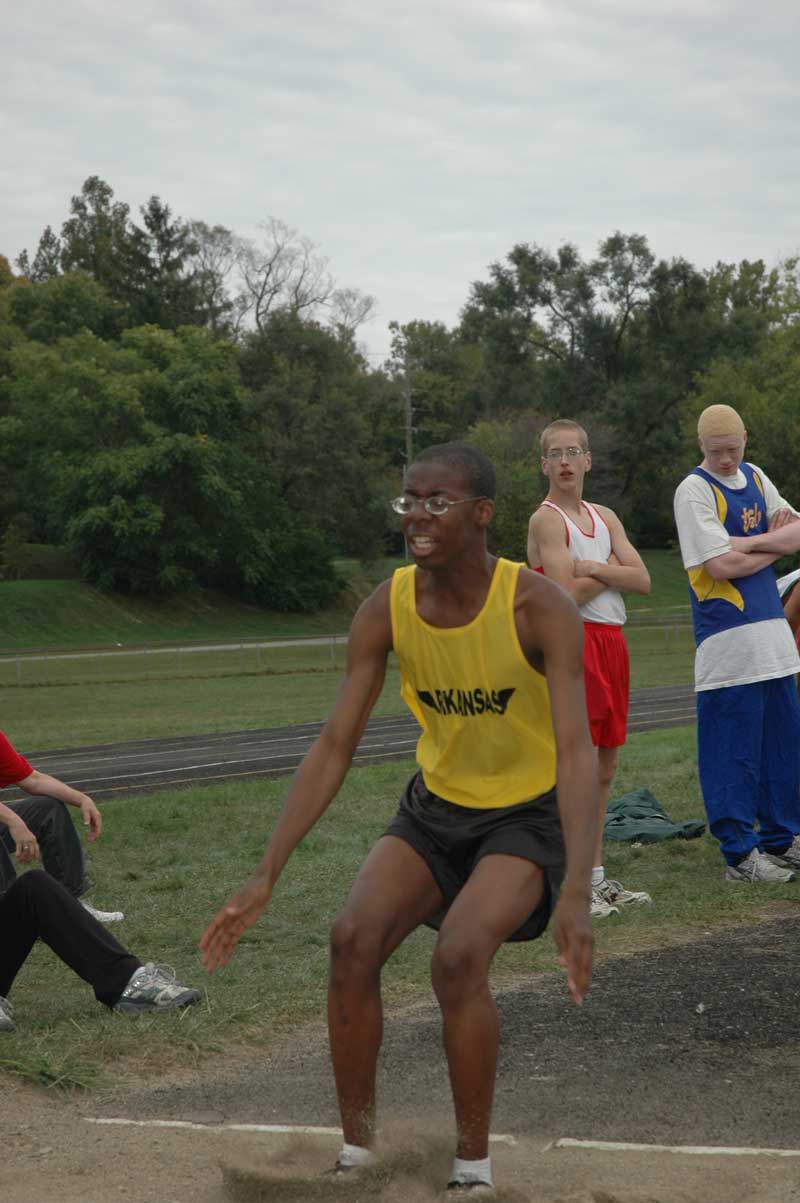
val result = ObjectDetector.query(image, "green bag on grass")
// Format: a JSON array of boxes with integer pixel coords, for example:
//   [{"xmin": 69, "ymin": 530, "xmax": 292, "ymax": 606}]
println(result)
[{"xmin": 604, "ymin": 788, "xmax": 706, "ymax": 844}]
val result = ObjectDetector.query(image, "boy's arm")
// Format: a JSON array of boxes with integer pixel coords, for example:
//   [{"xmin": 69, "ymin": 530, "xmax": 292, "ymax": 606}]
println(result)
[
  {"xmin": 528, "ymin": 507, "xmax": 606, "ymax": 605},
  {"xmin": 675, "ymin": 479, "xmax": 779, "ymax": 580},
  {"xmin": 731, "ymin": 523, "xmax": 800, "ymax": 558},
  {"xmin": 572, "ymin": 507, "xmax": 651, "ymax": 596},
  {"xmin": 201, "ymin": 583, "xmax": 394, "ymax": 972},
  {"xmin": 16, "ymin": 770, "xmax": 103, "ymax": 842},
  {"xmin": 516, "ymin": 571, "xmax": 596, "ymax": 1005}
]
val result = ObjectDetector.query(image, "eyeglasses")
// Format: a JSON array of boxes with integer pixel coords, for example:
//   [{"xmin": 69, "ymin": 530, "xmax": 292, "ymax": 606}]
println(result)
[
  {"xmin": 390, "ymin": 494, "xmax": 486, "ymax": 516},
  {"xmin": 544, "ymin": 446, "xmax": 586, "ymax": 461}
]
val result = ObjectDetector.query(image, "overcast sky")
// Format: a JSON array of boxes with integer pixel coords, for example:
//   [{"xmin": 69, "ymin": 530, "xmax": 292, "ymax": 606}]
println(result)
[{"xmin": 4, "ymin": 0, "xmax": 799, "ymax": 363}]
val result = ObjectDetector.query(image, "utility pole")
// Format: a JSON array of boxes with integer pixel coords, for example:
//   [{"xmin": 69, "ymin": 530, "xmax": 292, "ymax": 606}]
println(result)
[
  {"xmin": 401, "ymin": 348, "xmax": 414, "ymax": 563},
  {"xmin": 402, "ymin": 350, "xmax": 413, "ymax": 465}
]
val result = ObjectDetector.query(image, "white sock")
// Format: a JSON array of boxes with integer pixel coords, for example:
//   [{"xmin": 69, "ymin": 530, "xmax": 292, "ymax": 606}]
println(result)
[
  {"xmin": 337, "ymin": 1143, "xmax": 375, "ymax": 1168},
  {"xmin": 591, "ymin": 866, "xmax": 605, "ymax": 887},
  {"xmin": 450, "ymin": 1155, "xmax": 493, "ymax": 1186}
]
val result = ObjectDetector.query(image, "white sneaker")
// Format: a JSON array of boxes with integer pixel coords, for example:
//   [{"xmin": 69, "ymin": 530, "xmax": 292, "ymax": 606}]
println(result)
[
  {"xmin": 590, "ymin": 888, "xmax": 620, "ymax": 918},
  {"xmin": 81, "ymin": 899, "xmax": 125, "ymax": 923},
  {"xmin": 595, "ymin": 877, "xmax": 652, "ymax": 907},
  {"xmin": 764, "ymin": 834, "xmax": 800, "ymax": 871},
  {"xmin": 725, "ymin": 848, "xmax": 795, "ymax": 883},
  {"xmin": 0, "ymin": 995, "xmax": 15, "ymax": 1032},
  {"xmin": 114, "ymin": 964, "xmax": 201, "ymax": 1013}
]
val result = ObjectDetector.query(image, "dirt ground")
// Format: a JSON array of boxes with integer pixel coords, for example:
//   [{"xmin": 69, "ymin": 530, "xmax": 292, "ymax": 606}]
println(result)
[{"xmin": 6, "ymin": 914, "xmax": 800, "ymax": 1203}]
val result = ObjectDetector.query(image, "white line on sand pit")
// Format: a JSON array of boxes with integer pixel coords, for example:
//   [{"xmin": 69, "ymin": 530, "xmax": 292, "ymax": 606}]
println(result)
[
  {"xmin": 85, "ymin": 1118, "xmax": 517, "ymax": 1145},
  {"xmin": 552, "ymin": 1138, "xmax": 800, "ymax": 1158}
]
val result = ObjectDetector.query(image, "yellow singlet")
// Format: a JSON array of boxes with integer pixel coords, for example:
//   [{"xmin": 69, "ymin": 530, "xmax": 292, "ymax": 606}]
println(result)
[{"xmin": 390, "ymin": 558, "xmax": 556, "ymax": 809}]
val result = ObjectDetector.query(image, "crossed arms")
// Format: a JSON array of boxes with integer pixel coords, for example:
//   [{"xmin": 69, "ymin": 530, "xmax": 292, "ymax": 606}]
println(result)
[{"xmin": 528, "ymin": 504, "xmax": 650, "ymax": 604}]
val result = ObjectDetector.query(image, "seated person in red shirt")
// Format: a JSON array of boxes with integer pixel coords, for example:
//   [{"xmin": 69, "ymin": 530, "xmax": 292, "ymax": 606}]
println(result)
[{"xmin": 0, "ymin": 729, "xmax": 123, "ymax": 923}]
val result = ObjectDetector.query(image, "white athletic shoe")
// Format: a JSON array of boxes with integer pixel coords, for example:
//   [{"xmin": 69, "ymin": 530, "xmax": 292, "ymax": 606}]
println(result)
[
  {"xmin": 594, "ymin": 877, "xmax": 652, "ymax": 907},
  {"xmin": 764, "ymin": 834, "xmax": 800, "ymax": 871},
  {"xmin": 725, "ymin": 848, "xmax": 795, "ymax": 883},
  {"xmin": 81, "ymin": 899, "xmax": 125, "ymax": 923},
  {"xmin": 114, "ymin": 964, "xmax": 201, "ymax": 1013},
  {"xmin": 590, "ymin": 889, "xmax": 620, "ymax": 919}
]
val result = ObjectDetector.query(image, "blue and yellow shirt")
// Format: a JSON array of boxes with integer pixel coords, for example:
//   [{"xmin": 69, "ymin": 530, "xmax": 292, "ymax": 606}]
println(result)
[{"xmin": 687, "ymin": 463, "xmax": 785, "ymax": 648}]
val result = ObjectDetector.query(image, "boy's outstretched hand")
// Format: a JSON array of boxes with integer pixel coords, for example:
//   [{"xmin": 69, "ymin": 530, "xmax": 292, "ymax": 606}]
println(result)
[
  {"xmin": 552, "ymin": 887, "xmax": 594, "ymax": 1005},
  {"xmin": 200, "ymin": 875, "xmax": 273, "ymax": 972}
]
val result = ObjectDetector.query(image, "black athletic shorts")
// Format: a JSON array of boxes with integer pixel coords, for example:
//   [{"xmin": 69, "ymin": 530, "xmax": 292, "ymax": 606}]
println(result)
[{"xmin": 384, "ymin": 771, "xmax": 565, "ymax": 943}]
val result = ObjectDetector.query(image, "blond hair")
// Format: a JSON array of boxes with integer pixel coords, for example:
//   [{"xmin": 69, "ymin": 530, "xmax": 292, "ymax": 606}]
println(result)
[
  {"xmin": 697, "ymin": 404, "xmax": 745, "ymax": 441},
  {"xmin": 539, "ymin": 419, "xmax": 589, "ymax": 455}
]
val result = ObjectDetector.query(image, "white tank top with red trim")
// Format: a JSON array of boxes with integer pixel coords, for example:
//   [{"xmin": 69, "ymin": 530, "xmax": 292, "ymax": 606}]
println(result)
[{"xmin": 541, "ymin": 500, "xmax": 626, "ymax": 626}]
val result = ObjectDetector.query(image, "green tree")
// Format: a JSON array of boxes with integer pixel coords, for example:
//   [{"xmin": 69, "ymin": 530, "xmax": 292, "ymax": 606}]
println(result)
[
  {"xmin": 1, "ymin": 323, "xmax": 342, "ymax": 605},
  {"xmin": 59, "ymin": 176, "xmax": 138, "ymax": 298},
  {"xmin": 466, "ymin": 415, "xmax": 544, "ymax": 560},
  {"xmin": 29, "ymin": 225, "xmax": 63, "ymax": 282},
  {"xmin": 687, "ymin": 321, "xmax": 800, "ymax": 507},
  {"xmin": 0, "ymin": 255, "xmax": 15, "ymax": 289},
  {"xmin": 462, "ymin": 231, "xmax": 656, "ymax": 418},
  {"xmin": 7, "ymin": 271, "xmax": 121, "ymax": 343},
  {"xmin": 385, "ymin": 321, "xmax": 487, "ymax": 462},
  {"xmin": 239, "ymin": 313, "xmax": 390, "ymax": 558},
  {"xmin": 125, "ymin": 196, "xmax": 206, "ymax": 329},
  {"xmin": 0, "ymin": 522, "xmax": 26, "ymax": 580},
  {"xmin": 24, "ymin": 178, "xmax": 214, "ymax": 332},
  {"xmin": 463, "ymin": 235, "xmax": 800, "ymax": 544}
]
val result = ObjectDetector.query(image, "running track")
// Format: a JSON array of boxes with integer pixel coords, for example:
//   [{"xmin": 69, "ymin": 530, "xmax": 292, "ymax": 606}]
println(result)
[{"xmin": 7, "ymin": 684, "xmax": 695, "ymax": 801}]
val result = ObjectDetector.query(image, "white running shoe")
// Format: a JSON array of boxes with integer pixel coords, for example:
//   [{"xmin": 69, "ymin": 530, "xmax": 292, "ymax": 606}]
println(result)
[
  {"xmin": 725, "ymin": 848, "xmax": 795, "ymax": 883},
  {"xmin": 81, "ymin": 899, "xmax": 125, "ymax": 923},
  {"xmin": 764, "ymin": 834, "xmax": 800, "ymax": 871},
  {"xmin": 114, "ymin": 964, "xmax": 201, "ymax": 1013},
  {"xmin": 590, "ymin": 889, "xmax": 620, "ymax": 918},
  {"xmin": 594, "ymin": 877, "xmax": 652, "ymax": 907}
]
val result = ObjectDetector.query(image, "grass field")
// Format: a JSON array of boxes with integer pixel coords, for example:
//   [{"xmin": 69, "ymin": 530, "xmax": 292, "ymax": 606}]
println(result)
[
  {"xmin": 0, "ymin": 663, "xmax": 404, "ymax": 751},
  {"xmin": 1, "ymin": 723, "xmax": 796, "ymax": 1093},
  {"xmin": 0, "ymin": 545, "xmax": 713, "ymax": 1095},
  {"xmin": 0, "ymin": 624, "xmax": 696, "ymax": 752},
  {"xmin": 0, "ymin": 549, "xmax": 696, "ymax": 749},
  {"xmin": 0, "ymin": 551, "xmax": 689, "ymax": 653},
  {"xmin": 0, "ymin": 560, "xmax": 405, "ymax": 652}
]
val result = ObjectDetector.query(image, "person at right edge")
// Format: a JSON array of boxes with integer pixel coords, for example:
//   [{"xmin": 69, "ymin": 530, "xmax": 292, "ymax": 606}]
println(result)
[{"xmin": 673, "ymin": 403, "xmax": 800, "ymax": 882}]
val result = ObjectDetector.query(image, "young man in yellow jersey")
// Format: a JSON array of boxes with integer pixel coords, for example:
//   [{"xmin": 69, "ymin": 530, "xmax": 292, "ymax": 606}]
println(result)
[{"xmin": 201, "ymin": 442, "xmax": 597, "ymax": 1197}]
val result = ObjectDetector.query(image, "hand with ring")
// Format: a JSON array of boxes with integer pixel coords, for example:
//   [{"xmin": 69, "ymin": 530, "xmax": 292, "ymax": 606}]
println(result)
[{"xmin": 8, "ymin": 820, "xmax": 40, "ymax": 865}]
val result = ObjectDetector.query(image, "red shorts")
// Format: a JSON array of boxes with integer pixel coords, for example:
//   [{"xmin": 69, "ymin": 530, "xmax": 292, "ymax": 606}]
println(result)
[{"xmin": 583, "ymin": 622, "xmax": 629, "ymax": 749}]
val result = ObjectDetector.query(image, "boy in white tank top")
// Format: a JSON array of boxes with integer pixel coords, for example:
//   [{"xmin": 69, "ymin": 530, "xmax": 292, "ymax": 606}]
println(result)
[{"xmin": 528, "ymin": 419, "xmax": 652, "ymax": 917}]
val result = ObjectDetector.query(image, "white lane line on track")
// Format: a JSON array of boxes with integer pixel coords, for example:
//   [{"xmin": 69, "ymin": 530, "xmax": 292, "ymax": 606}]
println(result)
[
  {"xmin": 27, "ymin": 719, "xmax": 420, "ymax": 769},
  {"xmin": 60, "ymin": 749, "xmax": 421, "ymax": 795},
  {"xmin": 31, "ymin": 733, "xmax": 420, "ymax": 782},
  {"xmin": 47, "ymin": 742, "xmax": 421, "ymax": 788},
  {"xmin": 551, "ymin": 1138, "xmax": 800, "ymax": 1158},
  {"xmin": 84, "ymin": 1118, "xmax": 516, "ymax": 1145},
  {"xmin": 52, "ymin": 743, "xmax": 421, "ymax": 790}
]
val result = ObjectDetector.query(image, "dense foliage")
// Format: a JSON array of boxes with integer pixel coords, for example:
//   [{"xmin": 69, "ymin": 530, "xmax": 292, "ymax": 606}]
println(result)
[{"xmin": 3, "ymin": 177, "xmax": 800, "ymax": 606}]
